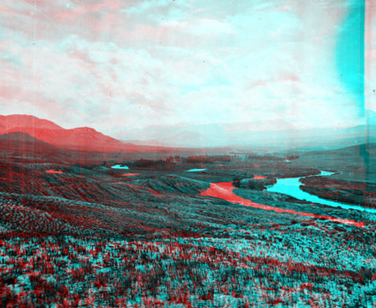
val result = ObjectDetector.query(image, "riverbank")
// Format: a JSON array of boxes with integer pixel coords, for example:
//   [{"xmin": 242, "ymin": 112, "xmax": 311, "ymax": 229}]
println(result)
[
  {"xmin": 266, "ymin": 171, "xmax": 376, "ymax": 214},
  {"xmin": 300, "ymin": 176, "xmax": 376, "ymax": 210}
]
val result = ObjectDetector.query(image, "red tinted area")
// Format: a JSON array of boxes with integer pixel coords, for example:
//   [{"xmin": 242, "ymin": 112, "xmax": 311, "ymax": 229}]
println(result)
[
  {"xmin": 253, "ymin": 175, "xmax": 267, "ymax": 179},
  {"xmin": 199, "ymin": 182, "xmax": 365, "ymax": 228},
  {"xmin": 45, "ymin": 169, "xmax": 63, "ymax": 174},
  {"xmin": 121, "ymin": 173, "xmax": 140, "ymax": 176}
]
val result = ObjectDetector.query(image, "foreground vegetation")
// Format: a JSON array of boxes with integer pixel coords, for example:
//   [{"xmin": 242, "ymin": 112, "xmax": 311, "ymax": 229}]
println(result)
[
  {"xmin": 1, "ymin": 232, "xmax": 376, "ymax": 308},
  {"xmin": 0, "ymin": 154, "xmax": 376, "ymax": 307}
]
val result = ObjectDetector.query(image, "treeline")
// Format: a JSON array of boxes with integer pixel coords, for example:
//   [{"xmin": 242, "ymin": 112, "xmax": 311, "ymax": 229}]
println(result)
[
  {"xmin": 71, "ymin": 153, "xmax": 294, "ymax": 170},
  {"xmin": 246, "ymin": 154, "xmax": 284, "ymax": 161},
  {"xmin": 107, "ymin": 155, "xmax": 234, "ymax": 169},
  {"xmin": 68, "ymin": 154, "xmax": 294, "ymax": 170},
  {"xmin": 183, "ymin": 155, "xmax": 232, "ymax": 164}
]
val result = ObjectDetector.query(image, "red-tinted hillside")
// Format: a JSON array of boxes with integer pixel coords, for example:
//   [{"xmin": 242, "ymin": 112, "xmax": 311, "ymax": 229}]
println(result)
[
  {"xmin": 0, "ymin": 115, "xmax": 220, "ymax": 154},
  {"xmin": 2, "ymin": 126, "xmax": 128, "ymax": 152},
  {"xmin": 0, "ymin": 115, "xmax": 132, "ymax": 152},
  {"xmin": 0, "ymin": 114, "xmax": 63, "ymax": 130}
]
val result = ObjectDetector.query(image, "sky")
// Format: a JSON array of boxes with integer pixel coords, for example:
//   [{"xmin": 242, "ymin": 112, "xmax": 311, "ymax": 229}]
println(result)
[{"xmin": 0, "ymin": 0, "xmax": 374, "ymax": 137}]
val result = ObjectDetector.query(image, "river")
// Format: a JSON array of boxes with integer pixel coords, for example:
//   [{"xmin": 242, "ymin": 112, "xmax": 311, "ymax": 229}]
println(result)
[
  {"xmin": 198, "ymin": 180, "xmax": 364, "ymax": 227},
  {"xmin": 266, "ymin": 171, "xmax": 376, "ymax": 214}
]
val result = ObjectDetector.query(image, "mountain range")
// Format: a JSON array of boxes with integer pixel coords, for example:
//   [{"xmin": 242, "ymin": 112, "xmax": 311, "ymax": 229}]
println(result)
[
  {"xmin": 117, "ymin": 120, "xmax": 376, "ymax": 151},
  {"xmin": 1, "ymin": 114, "xmax": 376, "ymax": 153},
  {"xmin": 0, "ymin": 115, "xmax": 217, "ymax": 158},
  {"xmin": 0, "ymin": 115, "xmax": 127, "ymax": 152}
]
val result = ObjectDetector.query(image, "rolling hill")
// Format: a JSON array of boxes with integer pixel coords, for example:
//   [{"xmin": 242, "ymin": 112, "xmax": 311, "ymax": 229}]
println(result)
[{"xmin": 0, "ymin": 114, "xmax": 128, "ymax": 152}]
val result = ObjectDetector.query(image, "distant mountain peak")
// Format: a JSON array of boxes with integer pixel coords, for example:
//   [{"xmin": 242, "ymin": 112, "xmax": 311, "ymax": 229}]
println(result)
[
  {"xmin": 73, "ymin": 127, "xmax": 97, "ymax": 132},
  {"xmin": 0, "ymin": 114, "xmax": 63, "ymax": 130}
]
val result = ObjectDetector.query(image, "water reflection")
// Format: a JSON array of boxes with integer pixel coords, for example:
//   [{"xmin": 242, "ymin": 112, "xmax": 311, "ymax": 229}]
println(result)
[{"xmin": 267, "ymin": 171, "xmax": 376, "ymax": 213}]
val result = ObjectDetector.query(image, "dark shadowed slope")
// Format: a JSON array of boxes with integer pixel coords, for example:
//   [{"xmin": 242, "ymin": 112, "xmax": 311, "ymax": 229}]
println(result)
[{"xmin": 0, "ymin": 132, "xmax": 73, "ymax": 163}]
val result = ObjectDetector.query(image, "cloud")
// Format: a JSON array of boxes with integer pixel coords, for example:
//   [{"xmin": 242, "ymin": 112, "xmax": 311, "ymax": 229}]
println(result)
[{"xmin": 0, "ymin": 0, "xmax": 371, "ymax": 137}]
